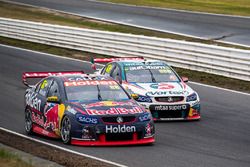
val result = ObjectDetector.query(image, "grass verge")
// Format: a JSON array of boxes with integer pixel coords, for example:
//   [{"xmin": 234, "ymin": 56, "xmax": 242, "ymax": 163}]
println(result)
[
  {"xmin": 102, "ymin": 0, "xmax": 250, "ymax": 16},
  {"xmin": 0, "ymin": 148, "xmax": 33, "ymax": 167},
  {"xmin": 1, "ymin": 36, "xmax": 250, "ymax": 93},
  {"xmin": 0, "ymin": 1, "xmax": 249, "ymax": 50}
]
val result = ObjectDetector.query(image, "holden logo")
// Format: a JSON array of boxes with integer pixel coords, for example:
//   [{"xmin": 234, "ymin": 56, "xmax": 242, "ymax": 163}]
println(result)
[
  {"xmin": 116, "ymin": 117, "xmax": 123, "ymax": 123},
  {"xmin": 167, "ymin": 97, "xmax": 173, "ymax": 102}
]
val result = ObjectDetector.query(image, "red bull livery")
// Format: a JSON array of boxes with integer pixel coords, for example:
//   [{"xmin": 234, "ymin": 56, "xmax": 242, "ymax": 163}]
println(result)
[{"xmin": 23, "ymin": 71, "xmax": 155, "ymax": 146}]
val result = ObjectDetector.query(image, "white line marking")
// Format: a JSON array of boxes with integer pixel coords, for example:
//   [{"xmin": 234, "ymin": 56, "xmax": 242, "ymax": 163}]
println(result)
[
  {"xmin": 3, "ymin": 0, "xmax": 250, "ymax": 48},
  {"xmin": 1, "ymin": 43, "xmax": 249, "ymax": 96},
  {"xmin": 0, "ymin": 127, "xmax": 127, "ymax": 167}
]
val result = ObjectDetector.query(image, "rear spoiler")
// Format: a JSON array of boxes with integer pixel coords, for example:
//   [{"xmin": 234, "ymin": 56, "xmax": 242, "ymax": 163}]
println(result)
[
  {"xmin": 22, "ymin": 71, "xmax": 84, "ymax": 87},
  {"xmin": 91, "ymin": 57, "xmax": 144, "ymax": 70}
]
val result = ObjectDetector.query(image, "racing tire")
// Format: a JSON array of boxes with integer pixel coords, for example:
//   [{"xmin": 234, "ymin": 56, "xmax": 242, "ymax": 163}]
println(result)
[
  {"xmin": 61, "ymin": 116, "xmax": 72, "ymax": 145},
  {"xmin": 24, "ymin": 109, "xmax": 33, "ymax": 135}
]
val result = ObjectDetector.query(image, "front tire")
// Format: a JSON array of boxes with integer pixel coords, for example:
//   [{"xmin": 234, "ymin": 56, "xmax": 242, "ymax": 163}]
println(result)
[
  {"xmin": 24, "ymin": 109, "xmax": 33, "ymax": 135},
  {"xmin": 61, "ymin": 116, "xmax": 72, "ymax": 144}
]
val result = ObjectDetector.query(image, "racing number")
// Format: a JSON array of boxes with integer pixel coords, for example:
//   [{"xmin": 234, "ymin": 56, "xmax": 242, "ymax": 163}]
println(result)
[{"xmin": 105, "ymin": 64, "xmax": 113, "ymax": 73}]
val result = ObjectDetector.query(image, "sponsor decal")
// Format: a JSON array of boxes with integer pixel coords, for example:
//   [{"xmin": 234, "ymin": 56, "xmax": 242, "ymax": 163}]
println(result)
[
  {"xmin": 154, "ymin": 105, "xmax": 187, "ymax": 111},
  {"xmin": 25, "ymin": 92, "xmax": 41, "ymax": 111},
  {"xmin": 109, "ymin": 85, "xmax": 120, "ymax": 89},
  {"xmin": 139, "ymin": 113, "xmax": 151, "ymax": 122},
  {"xmin": 64, "ymin": 80, "xmax": 117, "ymax": 87},
  {"xmin": 76, "ymin": 114, "xmax": 98, "ymax": 124},
  {"xmin": 158, "ymin": 69, "xmax": 172, "ymax": 74},
  {"xmin": 86, "ymin": 107, "xmax": 143, "ymax": 115},
  {"xmin": 67, "ymin": 106, "xmax": 77, "ymax": 115},
  {"xmin": 128, "ymin": 65, "xmax": 167, "ymax": 71},
  {"xmin": 150, "ymin": 83, "xmax": 175, "ymax": 90},
  {"xmin": 106, "ymin": 125, "xmax": 136, "ymax": 133},
  {"xmin": 146, "ymin": 91, "xmax": 188, "ymax": 96},
  {"xmin": 137, "ymin": 95, "xmax": 152, "ymax": 103},
  {"xmin": 44, "ymin": 104, "xmax": 59, "ymax": 130},
  {"xmin": 31, "ymin": 112, "xmax": 44, "ymax": 127},
  {"xmin": 85, "ymin": 101, "xmax": 136, "ymax": 108},
  {"xmin": 145, "ymin": 123, "xmax": 152, "ymax": 137},
  {"xmin": 68, "ymin": 77, "xmax": 86, "ymax": 81},
  {"xmin": 67, "ymin": 76, "xmax": 108, "ymax": 81}
]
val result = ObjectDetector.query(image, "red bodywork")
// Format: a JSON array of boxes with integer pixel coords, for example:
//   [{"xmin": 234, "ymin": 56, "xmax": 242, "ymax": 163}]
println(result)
[{"xmin": 71, "ymin": 134, "xmax": 155, "ymax": 146}]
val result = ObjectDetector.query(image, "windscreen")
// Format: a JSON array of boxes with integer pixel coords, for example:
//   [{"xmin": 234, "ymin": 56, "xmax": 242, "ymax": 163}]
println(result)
[
  {"xmin": 124, "ymin": 62, "xmax": 180, "ymax": 83},
  {"xmin": 64, "ymin": 80, "xmax": 130, "ymax": 101}
]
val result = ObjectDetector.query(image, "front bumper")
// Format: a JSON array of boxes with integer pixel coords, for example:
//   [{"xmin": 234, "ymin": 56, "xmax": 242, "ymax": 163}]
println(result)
[
  {"xmin": 71, "ymin": 133, "xmax": 155, "ymax": 146},
  {"xmin": 70, "ymin": 120, "xmax": 155, "ymax": 146},
  {"xmin": 140, "ymin": 102, "xmax": 201, "ymax": 121}
]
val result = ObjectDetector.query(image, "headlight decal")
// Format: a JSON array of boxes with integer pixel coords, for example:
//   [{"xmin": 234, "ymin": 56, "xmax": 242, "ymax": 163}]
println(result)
[
  {"xmin": 186, "ymin": 93, "xmax": 197, "ymax": 102},
  {"xmin": 136, "ymin": 95, "xmax": 152, "ymax": 103},
  {"xmin": 139, "ymin": 112, "xmax": 151, "ymax": 122}
]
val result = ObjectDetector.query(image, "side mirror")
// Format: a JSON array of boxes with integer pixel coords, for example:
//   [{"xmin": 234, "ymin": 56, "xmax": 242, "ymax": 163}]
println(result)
[
  {"xmin": 181, "ymin": 77, "xmax": 189, "ymax": 83},
  {"xmin": 131, "ymin": 94, "xmax": 139, "ymax": 100},
  {"xmin": 47, "ymin": 96, "xmax": 60, "ymax": 103}
]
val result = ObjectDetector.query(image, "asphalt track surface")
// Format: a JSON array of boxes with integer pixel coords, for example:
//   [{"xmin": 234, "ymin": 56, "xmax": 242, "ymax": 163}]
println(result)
[
  {"xmin": 7, "ymin": 0, "xmax": 250, "ymax": 46},
  {"xmin": 1, "ymin": 45, "xmax": 250, "ymax": 166}
]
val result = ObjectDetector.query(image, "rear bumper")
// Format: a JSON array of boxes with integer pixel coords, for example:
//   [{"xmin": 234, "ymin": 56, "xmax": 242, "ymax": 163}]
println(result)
[{"xmin": 71, "ymin": 133, "xmax": 155, "ymax": 146}]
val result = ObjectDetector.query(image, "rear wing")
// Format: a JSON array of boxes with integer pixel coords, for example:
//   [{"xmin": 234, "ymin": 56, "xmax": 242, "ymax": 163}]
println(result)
[
  {"xmin": 91, "ymin": 57, "xmax": 144, "ymax": 70},
  {"xmin": 22, "ymin": 71, "xmax": 84, "ymax": 87}
]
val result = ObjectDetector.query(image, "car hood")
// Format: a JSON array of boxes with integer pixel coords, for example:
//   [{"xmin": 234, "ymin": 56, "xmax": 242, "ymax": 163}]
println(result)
[
  {"xmin": 123, "ymin": 82, "xmax": 195, "ymax": 97},
  {"xmin": 67, "ymin": 99, "xmax": 145, "ymax": 116}
]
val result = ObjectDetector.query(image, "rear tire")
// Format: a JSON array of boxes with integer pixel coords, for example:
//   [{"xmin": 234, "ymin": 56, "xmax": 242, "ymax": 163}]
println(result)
[
  {"xmin": 61, "ymin": 116, "xmax": 72, "ymax": 144},
  {"xmin": 24, "ymin": 109, "xmax": 33, "ymax": 135}
]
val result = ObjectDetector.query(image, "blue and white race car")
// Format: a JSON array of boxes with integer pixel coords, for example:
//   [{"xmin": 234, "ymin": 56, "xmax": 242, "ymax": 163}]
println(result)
[{"xmin": 94, "ymin": 57, "xmax": 201, "ymax": 121}]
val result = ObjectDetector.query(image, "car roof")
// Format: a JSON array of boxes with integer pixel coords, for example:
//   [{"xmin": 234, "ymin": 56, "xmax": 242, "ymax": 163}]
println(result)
[
  {"xmin": 55, "ymin": 74, "xmax": 114, "ymax": 82},
  {"xmin": 115, "ymin": 59, "xmax": 168, "ymax": 66}
]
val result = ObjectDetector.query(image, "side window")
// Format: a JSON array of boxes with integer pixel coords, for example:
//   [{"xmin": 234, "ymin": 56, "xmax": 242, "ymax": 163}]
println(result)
[
  {"xmin": 47, "ymin": 80, "xmax": 60, "ymax": 98},
  {"xmin": 111, "ymin": 65, "xmax": 121, "ymax": 79},
  {"xmin": 38, "ymin": 79, "xmax": 52, "ymax": 97},
  {"xmin": 35, "ymin": 82, "xmax": 42, "ymax": 92}
]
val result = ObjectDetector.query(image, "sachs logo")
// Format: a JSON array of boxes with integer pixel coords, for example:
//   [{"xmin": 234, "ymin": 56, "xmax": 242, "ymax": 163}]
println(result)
[{"xmin": 150, "ymin": 83, "xmax": 174, "ymax": 90}]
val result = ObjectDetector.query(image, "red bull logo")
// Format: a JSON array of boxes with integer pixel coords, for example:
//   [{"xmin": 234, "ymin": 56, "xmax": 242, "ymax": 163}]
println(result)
[
  {"xmin": 44, "ymin": 105, "xmax": 59, "ymax": 130},
  {"xmin": 86, "ymin": 106, "xmax": 143, "ymax": 115}
]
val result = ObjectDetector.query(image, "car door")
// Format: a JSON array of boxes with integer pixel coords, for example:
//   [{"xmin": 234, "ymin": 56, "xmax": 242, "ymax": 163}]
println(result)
[
  {"xmin": 43, "ymin": 79, "xmax": 63, "ymax": 135},
  {"xmin": 25, "ymin": 78, "xmax": 52, "ymax": 129}
]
